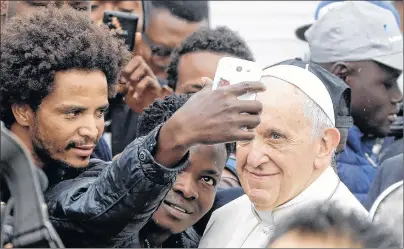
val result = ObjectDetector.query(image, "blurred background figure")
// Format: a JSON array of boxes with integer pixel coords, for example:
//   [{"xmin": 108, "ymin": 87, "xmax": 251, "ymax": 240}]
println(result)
[
  {"xmin": 268, "ymin": 203, "xmax": 401, "ymax": 248},
  {"xmin": 369, "ymin": 179, "xmax": 403, "ymax": 247},
  {"xmin": 136, "ymin": 1, "xmax": 209, "ymax": 80},
  {"xmin": 97, "ymin": 1, "xmax": 210, "ymax": 156},
  {"xmin": 366, "ymin": 154, "xmax": 403, "ymax": 209},
  {"xmin": 304, "ymin": 1, "xmax": 403, "ymax": 205}
]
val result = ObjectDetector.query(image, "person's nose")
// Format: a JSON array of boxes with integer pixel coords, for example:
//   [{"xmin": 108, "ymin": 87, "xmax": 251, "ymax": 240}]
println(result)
[
  {"xmin": 391, "ymin": 87, "xmax": 403, "ymax": 104},
  {"xmin": 246, "ymin": 139, "xmax": 270, "ymax": 168},
  {"xmin": 78, "ymin": 116, "xmax": 99, "ymax": 141},
  {"xmin": 172, "ymin": 171, "xmax": 198, "ymax": 201}
]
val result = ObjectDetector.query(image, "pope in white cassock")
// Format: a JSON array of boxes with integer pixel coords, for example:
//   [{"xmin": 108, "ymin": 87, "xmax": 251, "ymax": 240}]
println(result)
[{"xmin": 198, "ymin": 62, "xmax": 369, "ymax": 248}]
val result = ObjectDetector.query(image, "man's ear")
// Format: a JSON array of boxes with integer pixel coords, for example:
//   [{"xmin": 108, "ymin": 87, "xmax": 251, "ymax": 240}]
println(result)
[
  {"xmin": 11, "ymin": 104, "xmax": 35, "ymax": 127},
  {"xmin": 314, "ymin": 127, "xmax": 340, "ymax": 169},
  {"xmin": 330, "ymin": 62, "xmax": 352, "ymax": 82}
]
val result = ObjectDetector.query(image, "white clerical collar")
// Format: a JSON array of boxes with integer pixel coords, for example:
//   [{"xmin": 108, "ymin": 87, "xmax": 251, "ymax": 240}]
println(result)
[{"xmin": 253, "ymin": 167, "xmax": 340, "ymax": 225}]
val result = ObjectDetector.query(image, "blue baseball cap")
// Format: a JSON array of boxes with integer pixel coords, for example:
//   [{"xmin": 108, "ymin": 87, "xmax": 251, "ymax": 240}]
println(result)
[{"xmin": 295, "ymin": 1, "xmax": 401, "ymax": 41}]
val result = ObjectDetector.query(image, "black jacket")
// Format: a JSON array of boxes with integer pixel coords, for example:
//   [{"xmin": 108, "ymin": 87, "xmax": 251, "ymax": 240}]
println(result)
[
  {"xmin": 365, "ymin": 153, "xmax": 404, "ymax": 210},
  {"xmin": 43, "ymin": 125, "xmax": 190, "ymax": 247},
  {"xmin": 91, "ymin": 136, "xmax": 112, "ymax": 161},
  {"xmin": 108, "ymin": 221, "xmax": 200, "ymax": 248}
]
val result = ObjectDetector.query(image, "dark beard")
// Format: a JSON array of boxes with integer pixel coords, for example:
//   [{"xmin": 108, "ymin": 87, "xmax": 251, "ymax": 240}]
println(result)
[
  {"xmin": 32, "ymin": 137, "xmax": 70, "ymax": 168},
  {"xmin": 32, "ymin": 134, "xmax": 84, "ymax": 186}
]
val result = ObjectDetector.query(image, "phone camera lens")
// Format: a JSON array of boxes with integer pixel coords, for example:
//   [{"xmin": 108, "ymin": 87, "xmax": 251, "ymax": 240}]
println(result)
[{"xmin": 236, "ymin": 66, "xmax": 242, "ymax": 72}]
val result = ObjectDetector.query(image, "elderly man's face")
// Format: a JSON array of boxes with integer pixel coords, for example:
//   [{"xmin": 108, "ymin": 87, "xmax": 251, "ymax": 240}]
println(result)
[{"xmin": 236, "ymin": 77, "xmax": 338, "ymax": 210}]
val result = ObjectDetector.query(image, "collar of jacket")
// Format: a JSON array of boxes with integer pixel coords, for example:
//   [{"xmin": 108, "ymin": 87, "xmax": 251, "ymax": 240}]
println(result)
[
  {"xmin": 253, "ymin": 167, "xmax": 340, "ymax": 225},
  {"xmin": 42, "ymin": 160, "xmax": 92, "ymax": 188},
  {"xmin": 346, "ymin": 125, "xmax": 378, "ymax": 156},
  {"xmin": 163, "ymin": 227, "xmax": 200, "ymax": 248}
]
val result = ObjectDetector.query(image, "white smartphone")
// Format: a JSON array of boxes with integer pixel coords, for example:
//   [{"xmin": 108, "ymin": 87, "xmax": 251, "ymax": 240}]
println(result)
[{"xmin": 212, "ymin": 57, "xmax": 262, "ymax": 100}]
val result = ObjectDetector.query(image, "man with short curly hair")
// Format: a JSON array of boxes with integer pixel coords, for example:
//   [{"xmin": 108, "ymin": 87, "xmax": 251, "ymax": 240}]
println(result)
[
  {"xmin": 1, "ymin": 0, "xmax": 113, "ymax": 162},
  {"xmin": 0, "ymin": 4, "xmax": 129, "ymax": 170},
  {"xmin": 167, "ymin": 26, "xmax": 254, "ymax": 94},
  {"xmin": 102, "ymin": 94, "xmax": 235, "ymax": 247},
  {"xmin": 166, "ymin": 26, "xmax": 254, "ymax": 189},
  {"xmin": 0, "ymin": 4, "xmax": 266, "ymax": 247}
]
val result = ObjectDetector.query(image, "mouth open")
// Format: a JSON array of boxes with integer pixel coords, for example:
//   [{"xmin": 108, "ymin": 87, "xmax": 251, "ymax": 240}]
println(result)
[{"xmin": 163, "ymin": 200, "xmax": 192, "ymax": 214}]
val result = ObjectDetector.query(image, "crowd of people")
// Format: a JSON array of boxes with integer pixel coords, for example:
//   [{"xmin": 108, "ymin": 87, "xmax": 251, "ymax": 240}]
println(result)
[{"xmin": 0, "ymin": 0, "xmax": 403, "ymax": 248}]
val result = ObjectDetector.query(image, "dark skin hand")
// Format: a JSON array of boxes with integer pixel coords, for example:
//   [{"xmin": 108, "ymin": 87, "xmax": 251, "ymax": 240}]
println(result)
[
  {"xmin": 117, "ymin": 33, "xmax": 173, "ymax": 113},
  {"xmin": 118, "ymin": 55, "xmax": 173, "ymax": 113},
  {"xmin": 155, "ymin": 77, "xmax": 265, "ymax": 167}
]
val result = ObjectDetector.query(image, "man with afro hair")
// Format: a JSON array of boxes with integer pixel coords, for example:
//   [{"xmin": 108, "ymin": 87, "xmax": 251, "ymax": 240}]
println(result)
[
  {"xmin": 0, "ymin": 4, "xmax": 265, "ymax": 247},
  {"xmin": 167, "ymin": 26, "xmax": 254, "ymax": 189},
  {"xmin": 104, "ymin": 94, "xmax": 235, "ymax": 247},
  {"xmin": 2, "ymin": 1, "xmax": 112, "ymax": 162}
]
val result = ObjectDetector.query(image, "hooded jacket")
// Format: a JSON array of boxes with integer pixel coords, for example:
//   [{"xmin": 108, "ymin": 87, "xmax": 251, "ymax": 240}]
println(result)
[{"xmin": 336, "ymin": 126, "xmax": 380, "ymax": 204}]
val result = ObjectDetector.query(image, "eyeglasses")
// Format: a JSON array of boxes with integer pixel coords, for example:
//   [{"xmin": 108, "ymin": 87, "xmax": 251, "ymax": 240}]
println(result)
[{"xmin": 142, "ymin": 32, "xmax": 174, "ymax": 58}]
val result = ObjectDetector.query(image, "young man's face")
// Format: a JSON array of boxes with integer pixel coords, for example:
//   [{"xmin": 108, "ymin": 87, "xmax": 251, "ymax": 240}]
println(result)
[
  {"xmin": 136, "ymin": 8, "xmax": 207, "ymax": 80},
  {"xmin": 346, "ymin": 61, "xmax": 402, "ymax": 136},
  {"xmin": 152, "ymin": 144, "xmax": 227, "ymax": 234},
  {"xmin": 25, "ymin": 70, "xmax": 109, "ymax": 168},
  {"xmin": 175, "ymin": 52, "xmax": 231, "ymax": 94}
]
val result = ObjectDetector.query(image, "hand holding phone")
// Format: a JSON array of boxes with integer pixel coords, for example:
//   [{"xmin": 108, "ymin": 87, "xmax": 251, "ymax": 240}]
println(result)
[
  {"xmin": 212, "ymin": 57, "xmax": 262, "ymax": 101},
  {"xmin": 162, "ymin": 77, "xmax": 265, "ymax": 149},
  {"xmin": 103, "ymin": 10, "xmax": 138, "ymax": 51}
]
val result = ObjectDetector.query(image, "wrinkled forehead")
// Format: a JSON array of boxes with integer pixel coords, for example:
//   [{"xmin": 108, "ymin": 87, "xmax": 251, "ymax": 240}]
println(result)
[
  {"xmin": 256, "ymin": 77, "xmax": 311, "ymax": 131},
  {"xmin": 189, "ymin": 144, "xmax": 227, "ymax": 172}
]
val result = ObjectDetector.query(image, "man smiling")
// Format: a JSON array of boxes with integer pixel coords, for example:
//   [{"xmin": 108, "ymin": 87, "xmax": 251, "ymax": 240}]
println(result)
[
  {"xmin": 198, "ymin": 59, "xmax": 368, "ymax": 248},
  {"xmin": 107, "ymin": 94, "xmax": 234, "ymax": 248}
]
